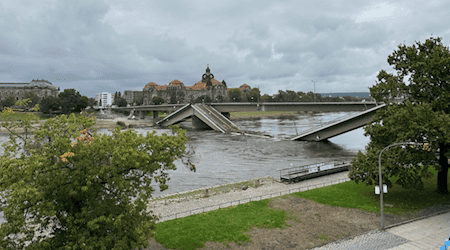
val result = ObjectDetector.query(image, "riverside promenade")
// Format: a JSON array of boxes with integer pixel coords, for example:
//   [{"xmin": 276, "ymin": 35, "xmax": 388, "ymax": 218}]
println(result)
[{"xmin": 147, "ymin": 171, "xmax": 450, "ymax": 250}]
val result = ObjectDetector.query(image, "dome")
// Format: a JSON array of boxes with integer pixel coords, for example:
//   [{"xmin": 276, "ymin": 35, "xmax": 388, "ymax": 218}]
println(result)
[
  {"xmin": 144, "ymin": 82, "xmax": 158, "ymax": 89},
  {"xmin": 169, "ymin": 79, "xmax": 184, "ymax": 86}
]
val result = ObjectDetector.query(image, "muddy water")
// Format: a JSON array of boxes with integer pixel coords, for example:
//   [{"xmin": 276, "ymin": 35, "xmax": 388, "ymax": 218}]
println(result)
[{"xmin": 0, "ymin": 111, "xmax": 369, "ymax": 223}]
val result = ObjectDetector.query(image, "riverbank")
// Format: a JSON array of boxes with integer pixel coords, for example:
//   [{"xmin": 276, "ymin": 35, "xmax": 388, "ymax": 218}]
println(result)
[{"xmin": 0, "ymin": 110, "xmax": 307, "ymax": 134}]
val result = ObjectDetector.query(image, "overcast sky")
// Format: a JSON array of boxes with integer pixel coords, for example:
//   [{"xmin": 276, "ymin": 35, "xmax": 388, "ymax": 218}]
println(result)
[{"xmin": 1, "ymin": 0, "xmax": 449, "ymax": 98}]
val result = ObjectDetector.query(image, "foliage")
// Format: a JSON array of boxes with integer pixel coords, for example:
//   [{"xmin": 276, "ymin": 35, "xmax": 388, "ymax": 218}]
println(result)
[
  {"xmin": 58, "ymin": 89, "xmax": 88, "ymax": 114},
  {"xmin": 152, "ymin": 96, "xmax": 164, "ymax": 105},
  {"xmin": 194, "ymin": 95, "xmax": 211, "ymax": 104},
  {"xmin": 350, "ymin": 37, "xmax": 450, "ymax": 194},
  {"xmin": 116, "ymin": 120, "xmax": 126, "ymax": 127},
  {"xmin": 24, "ymin": 91, "xmax": 41, "ymax": 108},
  {"xmin": 39, "ymin": 96, "xmax": 61, "ymax": 114},
  {"xmin": 1, "ymin": 95, "xmax": 16, "ymax": 110},
  {"xmin": 228, "ymin": 89, "xmax": 242, "ymax": 102},
  {"xmin": 115, "ymin": 97, "xmax": 128, "ymax": 107},
  {"xmin": 246, "ymin": 88, "xmax": 260, "ymax": 102},
  {"xmin": 87, "ymin": 97, "xmax": 96, "ymax": 108},
  {"xmin": 260, "ymin": 94, "xmax": 273, "ymax": 102},
  {"xmin": 0, "ymin": 111, "xmax": 196, "ymax": 249}
]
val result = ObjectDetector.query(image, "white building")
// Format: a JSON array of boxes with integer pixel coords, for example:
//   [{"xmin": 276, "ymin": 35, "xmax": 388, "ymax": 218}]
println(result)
[{"xmin": 95, "ymin": 92, "xmax": 114, "ymax": 108}]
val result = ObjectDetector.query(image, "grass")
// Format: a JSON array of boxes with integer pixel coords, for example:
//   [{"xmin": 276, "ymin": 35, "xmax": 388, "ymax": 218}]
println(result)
[
  {"xmin": 0, "ymin": 112, "xmax": 46, "ymax": 121},
  {"xmin": 153, "ymin": 166, "xmax": 450, "ymax": 249},
  {"xmin": 288, "ymin": 166, "xmax": 450, "ymax": 216},
  {"xmin": 154, "ymin": 199, "xmax": 294, "ymax": 250},
  {"xmin": 146, "ymin": 111, "xmax": 167, "ymax": 118}
]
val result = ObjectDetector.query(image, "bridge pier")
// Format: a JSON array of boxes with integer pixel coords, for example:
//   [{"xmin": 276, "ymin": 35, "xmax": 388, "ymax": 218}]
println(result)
[{"xmin": 152, "ymin": 111, "xmax": 159, "ymax": 118}]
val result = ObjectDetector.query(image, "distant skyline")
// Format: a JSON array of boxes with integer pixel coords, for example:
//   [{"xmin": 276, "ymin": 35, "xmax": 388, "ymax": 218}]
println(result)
[{"xmin": 1, "ymin": 0, "xmax": 449, "ymax": 98}]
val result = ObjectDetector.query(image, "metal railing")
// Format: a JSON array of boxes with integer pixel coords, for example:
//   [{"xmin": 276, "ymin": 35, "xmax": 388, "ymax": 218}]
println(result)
[
  {"xmin": 151, "ymin": 177, "xmax": 351, "ymax": 224},
  {"xmin": 278, "ymin": 159, "xmax": 353, "ymax": 181}
]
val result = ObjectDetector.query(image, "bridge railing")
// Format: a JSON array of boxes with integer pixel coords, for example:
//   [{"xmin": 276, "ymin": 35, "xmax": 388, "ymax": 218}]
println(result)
[{"xmin": 150, "ymin": 177, "xmax": 351, "ymax": 224}]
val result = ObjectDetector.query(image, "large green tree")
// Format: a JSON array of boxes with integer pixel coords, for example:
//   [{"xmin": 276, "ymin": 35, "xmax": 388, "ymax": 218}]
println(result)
[
  {"xmin": 246, "ymin": 88, "xmax": 261, "ymax": 102},
  {"xmin": 228, "ymin": 89, "xmax": 242, "ymax": 102},
  {"xmin": 58, "ymin": 89, "xmax": 88, "ymax": 114},
  {"xmin": 0, "ymin": 110, "xmax": 196, "ymax": 249},
  {"xmin": 350, "ymin": 37, "xmax": 450, "ymax": 194},
  {"xmin": 39, "ymin": 96, "xmax": 61, "ymax": 114},
  {"xmin": 23, "ymin": 91, "xmax": 41, "ymax": 109},
  {"xmin": 1, "ymin": 95, "xmax": 16, "ymax": 110}
]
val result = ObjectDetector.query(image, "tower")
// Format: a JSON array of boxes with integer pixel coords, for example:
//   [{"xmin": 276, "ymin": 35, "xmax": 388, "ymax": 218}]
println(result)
[{"xmin": 201, "ymin": 63, "xmax": 214, "ymax": 83}]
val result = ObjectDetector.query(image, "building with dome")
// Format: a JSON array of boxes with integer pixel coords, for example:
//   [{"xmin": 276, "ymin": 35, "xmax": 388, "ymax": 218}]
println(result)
[
  {"xmin": 142, "ymin": 64, "xmax": 243, "ymax": 105},
  {"xmin": 0, "ymin": 79, "xmax": 60, "ymax": 101}
]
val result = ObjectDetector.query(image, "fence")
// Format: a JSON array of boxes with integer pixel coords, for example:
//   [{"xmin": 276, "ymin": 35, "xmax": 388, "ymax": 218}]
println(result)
[{"xmin": 152, "ymin": 177, "xmax": 351, "ymax": 224}]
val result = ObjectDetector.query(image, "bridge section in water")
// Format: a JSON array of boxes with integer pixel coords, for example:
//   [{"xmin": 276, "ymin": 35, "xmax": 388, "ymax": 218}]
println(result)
[
  {"xmin": 156, "ymin": 104, "xmax": 243, "ymax": 133},
  {"xmin": 291, "ymin": 103, "xmax": 386, "ymax": 141}
]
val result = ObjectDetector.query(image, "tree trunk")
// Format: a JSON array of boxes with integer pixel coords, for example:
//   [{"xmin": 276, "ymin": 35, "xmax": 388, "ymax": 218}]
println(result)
[{"xmin": 437, "ymin": 143, "xmax": 449, "ymax": 194}]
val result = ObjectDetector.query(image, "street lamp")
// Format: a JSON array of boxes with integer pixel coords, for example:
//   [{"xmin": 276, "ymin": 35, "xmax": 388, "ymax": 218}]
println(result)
[
  {"xmin": 378, "ymin": 142, "xmax": 422, "ymax": 230},
  {"xmin": 311, "ymin": 80, "xmax": 317, "ymax": 102}
]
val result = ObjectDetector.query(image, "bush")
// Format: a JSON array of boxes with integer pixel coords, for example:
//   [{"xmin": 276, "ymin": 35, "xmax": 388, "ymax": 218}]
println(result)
[{"xmin": 116, "ymin": 121, "xmax": 126, "ymax": 127}]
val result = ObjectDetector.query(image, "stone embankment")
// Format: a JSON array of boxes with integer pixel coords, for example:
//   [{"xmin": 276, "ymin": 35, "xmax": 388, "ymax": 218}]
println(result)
[{"xmin": 147, "ymin": 172, "xmax": 350, "ymax": 224}]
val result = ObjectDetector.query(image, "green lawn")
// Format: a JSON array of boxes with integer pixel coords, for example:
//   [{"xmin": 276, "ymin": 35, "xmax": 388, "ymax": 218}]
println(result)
[
  {"xmin": 0, "ymin": 112, "xmax": 46, "ymax": 121},
  {"xmin": 153, "ymin": 166, "xmax": 450, "ymax": 249}
]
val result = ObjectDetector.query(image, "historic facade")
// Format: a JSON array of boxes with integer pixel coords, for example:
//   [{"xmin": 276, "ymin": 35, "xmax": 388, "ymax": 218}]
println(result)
[
  {"xmin": 0, "ymin": 79, "xmax": 60, "ymax": 101},
  {"xmin": 141, "ymin": 64, "xmax": 251, "ymax": 105}
]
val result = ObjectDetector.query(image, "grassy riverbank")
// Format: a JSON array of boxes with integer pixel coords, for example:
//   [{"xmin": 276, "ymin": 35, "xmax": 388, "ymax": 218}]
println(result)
[{"xmin": 151, "ymin": 167, "xmax": 450, "ymax": 249}]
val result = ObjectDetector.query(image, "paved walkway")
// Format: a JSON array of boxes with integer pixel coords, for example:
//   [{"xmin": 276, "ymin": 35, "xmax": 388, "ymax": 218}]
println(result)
[
  {"xmin": 312, "ymin": 210, "xmax": 450, "ymax": 250},
  {"xmin": 387, "ymin": 211, "xmax": 450, "ymax": 250}
]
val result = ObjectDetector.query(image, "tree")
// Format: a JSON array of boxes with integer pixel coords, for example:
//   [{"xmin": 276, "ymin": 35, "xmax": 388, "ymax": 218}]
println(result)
[
  {"xmin": 152, "ymin": 96, "xmax": 164, "ymax": 105},
  {"xmin": 1, "ymin": 95, "xmax": 16, "ymax": 110},
  {"xmin": 228, "ymin": 89, "xmax": 242, "ymax": 102},
  {"xmin": 246, "ymin": 88, "xmax": 261, "ymax": 102},
  {"xmin": 87, "ymin": 97, "xmax": 96, "ymax": 108},
  {"xmin": 0, "ymin": 111, "xmax": 196, "ymax": 249},
  {"xmin": 24, "ymin": 91, "xmax": 41, "ymax": 109},
  {"xmin": 260, "ymin": 94, "xmax": 273, "ymax": 102},
  {"xmin": 116, "ymin": 97, "xmax": 128, "ymax": 107},
  {"xmin": 58, "ymin": 89, "xmax": 87, "ymax": 114},
  {"xmin": 39, "ymin": 96, "xmax": 61, "ymax": 114},
  {"xmin": 350, "ymin": 37, "xmax": 450, "ymax": 194}
]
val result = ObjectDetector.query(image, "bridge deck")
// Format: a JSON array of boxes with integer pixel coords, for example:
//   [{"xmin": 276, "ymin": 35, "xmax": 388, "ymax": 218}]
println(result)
[
  {"xmin": 279, "ymin": 160, "xmax": 352, "ymax": 184},
  {"xmin": 291, "ymin": 103, "xmax": 386, "ymax": 141}
]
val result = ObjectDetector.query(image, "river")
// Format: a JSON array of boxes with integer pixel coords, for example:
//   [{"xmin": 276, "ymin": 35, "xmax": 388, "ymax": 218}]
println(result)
[{"xmin": 0, "ymin": 111, "xmax": 368, "ymax": 200}]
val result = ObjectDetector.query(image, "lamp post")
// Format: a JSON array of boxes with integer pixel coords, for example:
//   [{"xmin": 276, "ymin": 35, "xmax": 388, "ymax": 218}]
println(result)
[
  {"xmin": 378, "ymin": 142, "xmax": 422, "ymax": 230},
  {"xmin": 311, "ymin": 80, "xmax": 317, "ymax": 102}
]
